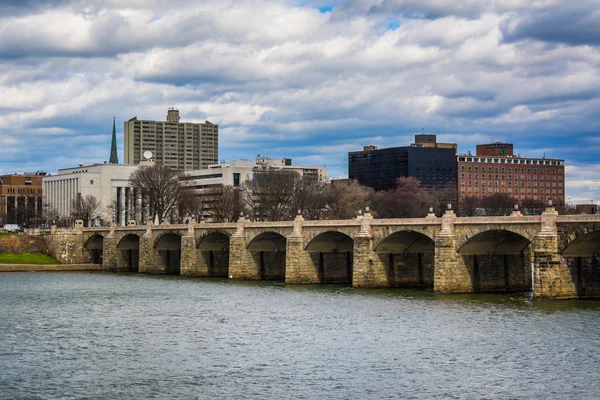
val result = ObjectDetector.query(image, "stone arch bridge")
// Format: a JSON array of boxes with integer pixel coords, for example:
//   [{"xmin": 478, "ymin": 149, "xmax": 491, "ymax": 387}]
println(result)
[{"xmin": 45, "ymin": 208, "xmax": 600, "ymax": 299}]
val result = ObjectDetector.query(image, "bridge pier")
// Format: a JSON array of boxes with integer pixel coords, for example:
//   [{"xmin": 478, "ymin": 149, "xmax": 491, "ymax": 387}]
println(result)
[
  {"xmin": 102, "ymin": 229, "xmax": 118, "ymax": 271},
  {"xmin": 533, "ymin": 208, "xmax": 578, "ymax": 298},
  {"xmin": 286, "ymin": 216, "xmax": 321, "ymax": 284},
  {"xmin": 353, "ymin": 233, "xmax": 388, "ymax": 288},
  {"xmin": 180, "ymin": 224, "xmax": 199, "ymax": 276},
  {"xmin": 434, "ymin": 210, "xmax": 472, "ymax": 293},
  {"xmin": 228, "ymin": 218, "xmax": 260, "ymax": 280},
  {"xmin": 139, "ymin": 227, "xmax": 160, "ymax": 274}
]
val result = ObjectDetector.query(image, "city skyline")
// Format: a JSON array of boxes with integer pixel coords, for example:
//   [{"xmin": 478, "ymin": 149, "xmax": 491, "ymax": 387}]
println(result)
[{"xmin": 0, "ymin": 1, "xmax": 599, "ymax": 204}]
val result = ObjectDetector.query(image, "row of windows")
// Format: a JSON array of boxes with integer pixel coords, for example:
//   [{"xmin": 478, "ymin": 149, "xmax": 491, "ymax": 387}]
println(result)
[
  {"xmin": 458, "ymin": 157, "xmax": 563, "ymax": 166},
  {"xmin": 461, "ymin": 180, "xmax": 563, "ymax": 187},
  {"xmin": 461, "ymin": 165, "xmax": 562, "ymax": 174},
  {"xmin": 461, "ymin": 187, "xmax": 560, "ymax": 194},
  {"xmin": 181, "ymin": 173, "xmax": 224, "ymax": 181},
  {"xmin": 461, "ymin": 194, "xmax": 563, "ymax": 201},
  {"xmin": 2, "ymin": 188, "xmax": 42, "ymax": 194},
  {"xmin": 461, "ymin": 173, "xmax": 562, "ymax": 181}
]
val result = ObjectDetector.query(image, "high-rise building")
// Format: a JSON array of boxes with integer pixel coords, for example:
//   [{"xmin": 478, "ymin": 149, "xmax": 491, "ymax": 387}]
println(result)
[
  {"xmin": 0, "ymin": 172, "xmax": 45, "ymax": 226},
  {"xmin": 457, "ymin": 142, "xmax": 566, "ymax": 205},
  {"xmin": 348, "ymin": 134, "xmax": 457, "ymax": 191},
  {"xmin": 124, "ymin": 108, "xmax": 218, "ymax": 170}
]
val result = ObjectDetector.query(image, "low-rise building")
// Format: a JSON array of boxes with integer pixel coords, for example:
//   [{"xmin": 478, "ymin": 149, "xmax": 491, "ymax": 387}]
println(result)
[
  {"xmin": 182, "ymin": 157, "xmax": 327, "ymax": 219},
  {"xmin": 0, "ymin": 172, "xmax": 45, "ymax": 226},
  {"xmin": 575, "ymin": 204, "xmax": 598, "ymax": 215},
  {"xmin": 42, "ymin": 163, "xmax": 141, "ymax": 225}
]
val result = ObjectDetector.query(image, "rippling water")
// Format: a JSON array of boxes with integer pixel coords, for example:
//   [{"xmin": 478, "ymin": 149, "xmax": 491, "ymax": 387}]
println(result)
[{"xmin": 1, "ymin": 272, "xmax": 599, "ymax": 399}]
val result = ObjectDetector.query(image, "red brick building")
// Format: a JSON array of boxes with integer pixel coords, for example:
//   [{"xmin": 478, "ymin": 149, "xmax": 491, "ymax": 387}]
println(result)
[
  {"xmin": 0, "ymin": 172, "xmax": 45, "ymax": 226},
  {"xmin": 457, "ymin": 142, "xmax": 565, "ymax": 205}
]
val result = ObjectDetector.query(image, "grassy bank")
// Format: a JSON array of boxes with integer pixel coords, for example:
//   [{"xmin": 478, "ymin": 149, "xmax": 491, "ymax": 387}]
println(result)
[
  {"xmin": 0, "ymin": 253, "xmax": 60, "ymax": 265},
  {"xmin": 0, "ymin": 232, "xmax": 18, "ymax": 238}
]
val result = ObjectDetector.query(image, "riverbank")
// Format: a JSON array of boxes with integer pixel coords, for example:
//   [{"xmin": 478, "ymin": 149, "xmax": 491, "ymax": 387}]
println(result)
[
  {"xmin": 0, "ymin": 264, "xmax": 102, "ymax": 272},
  {"xmin": 0, "ymin": 252, "xmax": 59, "ymax": 265}
]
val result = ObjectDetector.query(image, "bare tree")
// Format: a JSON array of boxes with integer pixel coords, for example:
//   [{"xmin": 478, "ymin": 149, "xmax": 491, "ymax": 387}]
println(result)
[
  {"xmin": 479, "ymin": 193, "xmax": 514, "ymax": 216},
  {"xmin": 458, "ymin": 196, "xmax": 480, "ymax": 217},
  {"xmin": 429, "ymin": 184, "xmax": 458, "ymax": 216},
  {"xmin": 521, "ymin": 198, "xmax": 546, "ymax": 215},
  {"xmin": 241, "ymin": 170, "xmax": 303, "ymax": 221},
  {"xmin": 296, "ymin": 183, "xmax": 329, "ymax": 220},
  {"xmin": 325, "ymin": 179, "xmax": 371, "ymax": 219},
  {"xmin": 130, "ymin": 164, "xmax": 188, "ymax": 224},
  {"xmin": 70, "ymin": 194, "xmax": 100, "ymax": 226},
  {"xmin": 370, "ymin": 177, "xmax": 429, "ymax": 218},
  {"xmin": 206, "ymin": 185, "xmax": 241, "ymax": 222}
]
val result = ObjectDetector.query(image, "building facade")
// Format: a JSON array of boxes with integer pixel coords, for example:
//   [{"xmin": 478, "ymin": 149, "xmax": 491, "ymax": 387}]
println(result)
[
  {"xmin": 457, "ymin": 142, "xmax": 565, "ymax": 205},
  {"xmin": 182, "ymin": 158, "xmax": 327, "ymax": 219},
  {"xmin": 42, "ymin": 163, "xmax": 141, "ymax": 226},
  {"xmin": 124, "ymin": 108, "xmax": 218, "ymax": 170},
  {"xmin": 348, "ymin": 135, "xmax": 457, "ymax": 191},
  {"xmin": 0, "ymin": 172, "xmax": 45, "ymax": 226}
]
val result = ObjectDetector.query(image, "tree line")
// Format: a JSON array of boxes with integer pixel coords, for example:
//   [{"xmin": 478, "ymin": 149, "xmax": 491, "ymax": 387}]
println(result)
[{"xmin": 38, "ymin": 164, "xmax": 575, "ymax": 227}]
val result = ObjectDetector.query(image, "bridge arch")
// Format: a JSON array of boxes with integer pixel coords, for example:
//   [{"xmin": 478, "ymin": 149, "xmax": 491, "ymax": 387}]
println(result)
[
  {"xmin": 374, "ymin": 231, "xmax": 435, "ymax": 288},
  {"xmin": 197, "ymin": 232, "xmax": 230, "ymax": 277},
  {"xmin": 117, "ymin": 234, "xmax": 140, "ymax": 272},
  {"xmin": 458, "ymin": 229, "xmax": 532, "ymax": 293},
  {"xmin": 560, "ymin": 226, "xmax": 600, "ymax": 257},
  {"xmin": 305, "ymin": 231, "xmax": 354, "ymax": 284},
  {"xmin": 84, "ymin": 234, "xmax": 104, "ymax": 264},
  {"xmin": 247, "ymin": 232, "xmax": 287, "ymax": 280},
  {"xmin": 154, "ymin": 232, "xmax": 182, "ymax": 274},
  {"xmin": 560, "ymin": 229, "xmax": 600, "ymax": 297}
]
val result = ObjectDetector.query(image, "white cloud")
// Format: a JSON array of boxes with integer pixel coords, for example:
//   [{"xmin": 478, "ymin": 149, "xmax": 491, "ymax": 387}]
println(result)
[{"xmin": 0, "ymin": 0, "xmax": 598, "ymax": 203}]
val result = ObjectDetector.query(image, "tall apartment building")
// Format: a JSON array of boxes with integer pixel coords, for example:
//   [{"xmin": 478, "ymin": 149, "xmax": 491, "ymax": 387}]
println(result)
[
  {"xmin": 348, "ymin": 134, "xmax": 458, "ymax": 192},
  {"xmin": 124, "ymin": 108, "xmax": 218, "ymax": 170},
  {"xmin": 0, "ymin": 172, "xmax": 45, "ymax": 226},
  {"xmin": 457, "ymin": 142, "xmax": 565, "ymax": 205}
]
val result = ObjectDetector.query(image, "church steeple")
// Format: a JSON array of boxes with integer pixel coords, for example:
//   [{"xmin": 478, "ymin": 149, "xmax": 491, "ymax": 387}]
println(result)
[{"xmin": 109, "ymin": 117, "xmax": 119, "ymax": 164}]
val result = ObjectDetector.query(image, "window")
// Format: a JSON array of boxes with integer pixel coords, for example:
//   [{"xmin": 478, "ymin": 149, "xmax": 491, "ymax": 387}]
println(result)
[{"xmin": 90, "ymin": 180, "xmax": 94, "ymax": 184}]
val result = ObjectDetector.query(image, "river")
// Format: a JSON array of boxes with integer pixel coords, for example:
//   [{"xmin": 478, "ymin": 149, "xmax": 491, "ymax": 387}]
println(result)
[{"xmin": 1, "ymin": 272, "xmax": 599, "ymax": 399}]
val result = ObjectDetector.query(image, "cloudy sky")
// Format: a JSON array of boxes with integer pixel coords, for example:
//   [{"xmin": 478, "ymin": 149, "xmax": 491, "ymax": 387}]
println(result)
[{"xmin": 0, "ymin": 0, "xmax": 599, "ymax": 203}]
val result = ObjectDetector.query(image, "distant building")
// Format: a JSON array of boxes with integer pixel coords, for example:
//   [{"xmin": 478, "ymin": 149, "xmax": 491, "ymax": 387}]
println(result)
[
  {"xmin": 124, "ymin": 108, "xmax": 218, "ymax": 170},
  {"xmin": 348, "ymin": 134, "xmax": 458, "ymax": 192},
  {"xmin": 457, "ymin": 142, "xmax": 565, "ymax": 205},
  {"xmin": 0, "ymin": 172, "xmax": 45, "ymax": 226},
  {"xmin": 42, "ymin": 163, "xmax": 141, "ymax": 225},
  {"xmin": 182, "ymin": 157, "xmax": 327, "ymax": 219},
  {"xmin": 575, "ymin": 204, "xmax": 598, "ymax": 215}
]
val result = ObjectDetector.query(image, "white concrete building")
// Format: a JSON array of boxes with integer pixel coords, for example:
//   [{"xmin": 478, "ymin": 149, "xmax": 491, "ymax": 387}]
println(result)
[
  {"xmin": 182, "ymin": 158, "xmax": 327, "ymax": 219},
  {"xmin": 42, "ymin": 163, "xmax": 140, "ymax": 225}
]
